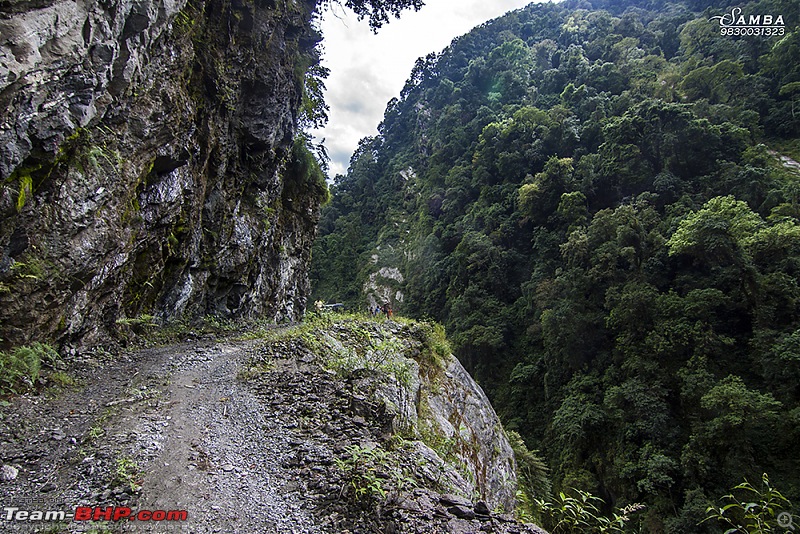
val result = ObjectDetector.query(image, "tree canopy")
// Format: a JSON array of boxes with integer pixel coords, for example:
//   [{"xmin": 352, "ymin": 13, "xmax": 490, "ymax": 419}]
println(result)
[
  {"xmin": 321, "ymin": 0, "xmax": 425, "ymax": 31},
  {"xmin": 311, "ymin": 0, "xmax": 800, "ymax": 530}
]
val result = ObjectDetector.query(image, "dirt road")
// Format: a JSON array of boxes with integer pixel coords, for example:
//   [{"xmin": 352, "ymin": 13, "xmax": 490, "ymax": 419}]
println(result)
[
  {"xmin": 1, "ymin": 335, "xmax": 322, "ymax": 533},
  {"xmin": 1, "ymin": 322, "xmax": 548, "ymax": 534}
]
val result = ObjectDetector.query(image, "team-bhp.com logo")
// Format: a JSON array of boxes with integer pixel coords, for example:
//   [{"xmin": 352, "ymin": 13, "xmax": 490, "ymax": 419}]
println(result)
[
  {"xmin": 710, "ymin": 6, "xmax": 786, "ymax": 36},
  {"xmin": 4, "ymin": 506, "xmax": 188, "ymax": 522}
]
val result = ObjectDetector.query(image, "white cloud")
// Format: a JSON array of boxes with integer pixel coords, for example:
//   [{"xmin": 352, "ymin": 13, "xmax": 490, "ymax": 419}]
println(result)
[{"xmin": 310, "ymin": 0, "xmax": 536, "ymax": 178}]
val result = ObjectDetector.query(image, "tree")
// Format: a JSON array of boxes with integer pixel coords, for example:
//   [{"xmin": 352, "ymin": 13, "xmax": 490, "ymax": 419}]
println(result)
[
  {"xmin": 779, "ymin": 82, "xmax": 800, "ymax": 119},
  {"xmin": 681, "ymin": 61, "xmax": 744, "ymax": 104},
  {"xmin": 322, "ymin": 0, "xmax": 425, "ymax": 32},
  {"xmin": 311, "ymin": 2, "xmax": 800, "ymax": 528},
  {"xmin": 667, "ymin": 196, "xmax": 762, "ymax": 266}
]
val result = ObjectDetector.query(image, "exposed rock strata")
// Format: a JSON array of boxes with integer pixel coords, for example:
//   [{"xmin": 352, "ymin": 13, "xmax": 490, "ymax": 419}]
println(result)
[
  {"xmin": 294, "ymin": 317, "xmax": 519, "ymax": 512},
  {"xmin": 0, "ymin": 0, "xmax": 324, "ymax": 349}
]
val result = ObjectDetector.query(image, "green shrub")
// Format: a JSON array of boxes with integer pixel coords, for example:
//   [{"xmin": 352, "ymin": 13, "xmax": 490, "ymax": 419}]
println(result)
[
  {"xmin": 288, "ymin": 134, "xmax": 330, "ymax": 205},
  {"xmin": 535, "ymin": 488, "xmax": 644, "ymax": 533},
  {"xmin": 420, "ymin": 321, "xmax": 450, "ymax": 368},
  {"xmin": 702, "ymin": 473, "xmax": 793, "ymax": 533},
  {"xmin": 0, "ymin": 342, "xmax": 59, "ymax": 395},
  {"xmin": 508, "ymin": 429, "xmax": 551, "ymax": 521},
  {"xmin": 335, "ymin": 444, "xmax": 389, "ymax": 503},
  {"xmin": 334, "ymin": 444, "xmax": 415, "ymax": 507}
]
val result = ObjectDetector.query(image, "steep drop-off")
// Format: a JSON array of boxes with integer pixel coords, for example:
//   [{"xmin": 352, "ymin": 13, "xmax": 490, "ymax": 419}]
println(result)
[
  {"xmin": 0, "ymin": 0, "xmax": 327, "ymax": 350},
  {"xmin": 0, "ymin": 317, "xmax": 545, "ymax": 533},
  {"xmin": 311, "ymin": 0, "xmax": 800, "ymax": 530}
]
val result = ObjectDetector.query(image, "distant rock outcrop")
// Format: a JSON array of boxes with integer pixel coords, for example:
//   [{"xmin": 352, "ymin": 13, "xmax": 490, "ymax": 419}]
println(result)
[{"xmin": 0, "ymin": 0, "xmax": 325, "ymax": 349}]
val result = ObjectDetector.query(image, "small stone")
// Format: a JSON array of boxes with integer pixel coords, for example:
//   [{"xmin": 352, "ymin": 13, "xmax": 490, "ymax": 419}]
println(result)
[
  {"xmin": 495, "ymin": 513, "xmax": 516, "ymax": 523},
  {"xmin": 440, "ymin": 493, "xmax": 472, "ymax": 508},
  {"xmin": 448, "ymin": 504, "xmax": 476, "ymax": 520},
  {"xmin": 40, "ymin": 481, "xmax": 57, "ymax": 493},
  {"xmin": 221, "ymin": 463, "xmax": 235, "ymax": 472},
  {"xmin": 474, "ymin": 501, "xmax": 491, "ymax": 516},
  {"xmin": 1, "ymin": 465, "xmax": 18, "ymax": 482}
]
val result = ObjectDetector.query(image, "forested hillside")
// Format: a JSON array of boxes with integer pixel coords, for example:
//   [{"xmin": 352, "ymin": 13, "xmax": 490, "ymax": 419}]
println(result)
[{"xmin": 311, "ymin": 0, "xmax": 800, "ymax": 530}]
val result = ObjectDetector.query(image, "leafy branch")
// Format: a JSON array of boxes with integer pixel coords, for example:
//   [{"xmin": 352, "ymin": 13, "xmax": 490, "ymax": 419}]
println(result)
[
  {"xmin": 703, "ymin": 473, "xmax": 794, "ymax": 533},
  {"xmin": 535, "ymin": 488, "xmax": 644, "ymax": 533},
  {"xmin": 320, "ymin": 0, "xmax": 425, "ymax": 32}
]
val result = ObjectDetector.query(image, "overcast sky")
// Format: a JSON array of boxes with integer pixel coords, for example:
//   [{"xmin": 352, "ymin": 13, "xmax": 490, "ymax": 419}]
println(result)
[{"xmin": 309, "ymin": 0, "xmax": 536, "ymax": 178}]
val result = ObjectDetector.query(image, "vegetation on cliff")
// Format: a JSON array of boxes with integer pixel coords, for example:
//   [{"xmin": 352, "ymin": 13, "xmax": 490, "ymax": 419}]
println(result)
[
  {"xmin": 0, "ymin": 0, "xmax": 427, "ymax": 351},
  {"xmin": 311, "ymin": 0, "xmax": 800, "ymax": 530},
  {"xmin": 248, "ymin": 311, "xmax": 520, "ymax": 512}
]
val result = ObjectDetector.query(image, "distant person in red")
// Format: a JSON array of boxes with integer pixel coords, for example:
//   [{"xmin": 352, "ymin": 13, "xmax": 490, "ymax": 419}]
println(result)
[{"xmin": 382, "ymin": 302, "xmax": 393, "ymax": 319}]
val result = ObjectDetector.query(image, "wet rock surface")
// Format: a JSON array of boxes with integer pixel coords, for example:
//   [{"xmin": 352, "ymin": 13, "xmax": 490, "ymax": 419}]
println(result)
[
  {"xmin": 0, "ymin": 0, "xmax": 324, "ymax": 350},
  {"xmin": 0, "ymin": 321, "xmax": 548, "ymax": 533}
]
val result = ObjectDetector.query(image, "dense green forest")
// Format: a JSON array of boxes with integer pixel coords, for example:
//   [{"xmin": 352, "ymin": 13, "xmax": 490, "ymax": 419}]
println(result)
[{"xmin": 310, "ymin": 0, "xmax": 800, "ymax": 530}]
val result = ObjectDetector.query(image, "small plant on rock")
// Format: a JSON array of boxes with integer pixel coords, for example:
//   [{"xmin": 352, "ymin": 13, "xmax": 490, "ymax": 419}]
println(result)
[
  {"xmin": 115, "ymin": 457, "xmax": 142, "ymax": 494},
  {"xmin": 115, "ymin": 314, "xmax": 157, "ymax": 327},
  {"xmin": 237, "ymin": 359, "xmax": 276, "ymax": 380},
  {"xmin": 335, "ymin": 444, "xmax": 389, "ymax": 503},
  {"xmin": 334, "ymin": 443, "xmax": 415, "ymax": 509}
]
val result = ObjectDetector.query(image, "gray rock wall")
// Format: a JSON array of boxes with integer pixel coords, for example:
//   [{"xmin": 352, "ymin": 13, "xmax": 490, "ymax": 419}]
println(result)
[
  {"xmin": 423, "ymin": 354, "xmax": 518, "ymax": 510},
  {"xmin": 315, "ymin": 319, "xmax": 518, "ymax": 512},
  {"xmin": 0, "ymin": 0, "xmax": 324, "ymax": 349}
]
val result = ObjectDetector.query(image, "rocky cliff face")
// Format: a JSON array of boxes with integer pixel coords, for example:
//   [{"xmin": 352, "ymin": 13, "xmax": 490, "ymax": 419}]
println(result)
[
  {"xmin": 295, "ymin": 316, "xmax": 519, "ymax": 512},
  {"xmin": 0, "ymin": 0, "xmax": 325, "ymax": 350}
]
